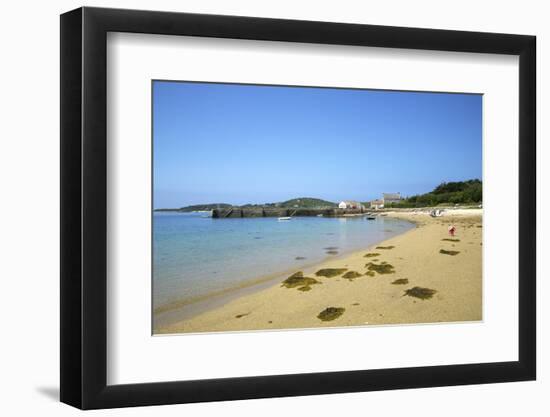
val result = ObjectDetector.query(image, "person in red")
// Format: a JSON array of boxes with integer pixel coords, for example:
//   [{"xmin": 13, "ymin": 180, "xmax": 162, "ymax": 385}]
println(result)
[{"xmin": 448, "ymin": 225, "xmax": 456, "ymax": 237}]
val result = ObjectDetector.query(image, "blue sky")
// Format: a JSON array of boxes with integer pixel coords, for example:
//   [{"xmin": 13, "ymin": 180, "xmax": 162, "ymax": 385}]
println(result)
[{"xmin": 153, "ymin": 81, "xmax": 482, "ymax": 208}]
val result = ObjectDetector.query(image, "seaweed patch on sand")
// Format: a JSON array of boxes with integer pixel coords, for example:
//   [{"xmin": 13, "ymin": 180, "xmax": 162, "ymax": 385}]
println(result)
[
  {"xmin": 317, "ymin": 307, "xmax": 345, "ymax": 321},
  {"xmin": 376, "ymin": 245, "xmax": 395, "ymax": 250},
  {"xmin": 281, "ymin": 271, "xmax": 321, "ymax": 292},
  {"xmin": 365, "ymin": 271, "xmax": 376, "ymax": 277},
  {"xmin": 391, "ymin": 278, "xmax": 409, "ymax": 285},
  {"xmin": 404, "ymin": 287, "xmax": 437, "ymax": 300},
  {"xmin": 315, "ymin": 268, "xmax": 348, "ymax": 278},
  {"xmin": 365, "ymin": 262, "xmax": 395, "ymax": 274},
  {"xmin": 439, "ymin": 249, "xmax": 460, "ymax": 256},
  {"xmin": 342, "ymin": 271, "xmax": 362, "ymax": 281},
  {"xmin": 442, "ymin": 238, "xmax": 460, "ymax": 242},
  {"xmin": 326, "ymin": 250, "xmax": 339, "ymax": 255},
  {"xmin": 364, "ymin": 252, "xmax": 380, "ymax": 258},
  {"xmin": 235, "ymin": 313, "xmax": 250, "ymax": 319}
]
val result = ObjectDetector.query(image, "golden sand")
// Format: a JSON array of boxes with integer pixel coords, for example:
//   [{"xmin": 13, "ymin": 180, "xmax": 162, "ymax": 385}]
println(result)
[{"xmin": 156, "ymin": 210, "xmax": 482, "ymax": 334}]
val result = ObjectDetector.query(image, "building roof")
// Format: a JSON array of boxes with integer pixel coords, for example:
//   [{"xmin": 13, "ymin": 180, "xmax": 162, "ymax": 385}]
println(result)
[
  {"xmin": 371, "ymin": 199, "xmax": 384, "ymax": 205},
  {"xmin": 382, "ymin": 193, "xmax": 401, "ymax": 200},
  {"xmin": 340, "ymin": 200, "xmax": 361, "ymax": 205}
]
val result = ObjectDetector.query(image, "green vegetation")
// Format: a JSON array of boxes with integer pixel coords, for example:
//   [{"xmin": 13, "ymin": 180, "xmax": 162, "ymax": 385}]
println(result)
[
  {"xmin": 404, "ymin": 287, "xmax": 437, "ymax": 300},
  {"xmin": 157, "ymin": 181, "xmax": 481, "ymax": 212},
  {"xmin": 281, "ymin": 272, "xmax": 321, "ymax": 291},
  {"xmin": 315, "ymin": 268, "xmax": 348, "ymax": 278},
  {"xmin": 365, "ymin": 262, "xmax": 395, "ymax": 274},
  {"xmin": 241, "ymin": 197, "xmax": 336, "ymax": 209},
  {"xmin": 277, "ymin": 197, "xmax": 337, "ymax": 208},
  {"xmin": 154, "ymin": 203, "xmax": 232, "ymax": 212},
  {"xmin": 342, "ymin": 271, "xmax": 363, "ymax": 281},
  {"xmin": 317, "ymin": 307, "xmax": 346, "ymax": 321},
  {"xmin": 157, "ymin": 197, "xmax": 337, "ymax": 212},
  {"xmin": 385, "ymin": 179, "xmax": 482, "ymax": 208},
  {"xmin": 439, "ymin": 249, "xmax": 460, "ymax": 256}
]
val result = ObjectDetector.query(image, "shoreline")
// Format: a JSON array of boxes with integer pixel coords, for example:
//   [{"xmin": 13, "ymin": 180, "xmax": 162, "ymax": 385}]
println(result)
[
  {"xmin": 153, "ymin": 217, "xmax": 416, "ymax": 329},
  {"xmin": 155, "ymin": 209, "xmax": 482, "ymax": 334}
]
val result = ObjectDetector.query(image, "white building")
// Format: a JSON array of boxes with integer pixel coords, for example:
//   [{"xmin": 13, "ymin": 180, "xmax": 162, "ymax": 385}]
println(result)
[
  {"xmin": 338, "ymin": 200, "xmax": 363, "ymax": 209},
  {"xmin": 370, "ymin": 199, "xmax": 384, "ymax": 210},
  {"xmin": 382, "ymin": 192, "xmax": 401, "ymax": 205}
]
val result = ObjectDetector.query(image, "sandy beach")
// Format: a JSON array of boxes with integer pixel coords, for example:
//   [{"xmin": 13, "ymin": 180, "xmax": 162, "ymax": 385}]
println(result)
[{"xmin": 155, "ymin": 209, "xmax": 482, "ymax": 334}]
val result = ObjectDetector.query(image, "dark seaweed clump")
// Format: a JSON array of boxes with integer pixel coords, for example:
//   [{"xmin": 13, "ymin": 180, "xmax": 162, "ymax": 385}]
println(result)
[
  {"xmin": 342, "ymin": 271, "xmax": 362, "ymax": 281},
  {"xmin": 376, "ymin": 245, "xmax": 395, "ymax": 250},
  {"xmin": 404, "ymin": 287, "xmax": 437, "ymax": 300},
  {"xmin": 235, "ymin": 313, "xmax": 250, "ymax": 318},
  {"xmin": 441, "ymin": 238, "xmax": 460, "ymax": 242},
  {"xmin": 295, "ymin": 256, "xmax": 306, "ymax": 260},
  {"xmin": 326, "ymin": 250, "xmax": 339, "ymax": 255},
  {"xmin": 315, "ymin": 268, "xmax": 348, "ymax": 278},
  {"xmin": 391, "ymin": 278, "xmax": 409, "ymax": 285},
  {"xmin": 364, "ymin": 252, "xmax": 380, "ymax": 258},
  {"xmin": 365, "ymin": 271, "xmax": 376, "ymax": 277},
  {"xmin": 365, "ymin": 262, "xmax": 395, "ymax": 274},
  {"xmin": 317, "ymin": 307, "xmax": 345, "ymax": 321},
  {"xmin": 281, "ymin": 271, "xmax": 321, "ymax": 291},
  {"xmin": 324, "ymin": 246, "xmax": 339, "ymax": 250},
  {"xmin": 439, "ymin": 249, "xmax": 460, "ymax": 256}
]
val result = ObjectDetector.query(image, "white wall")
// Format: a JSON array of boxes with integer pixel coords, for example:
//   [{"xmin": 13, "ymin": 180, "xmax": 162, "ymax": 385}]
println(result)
[{"xmin": 0, "ymin": 0, "xmax": 546, "ymax": 415}]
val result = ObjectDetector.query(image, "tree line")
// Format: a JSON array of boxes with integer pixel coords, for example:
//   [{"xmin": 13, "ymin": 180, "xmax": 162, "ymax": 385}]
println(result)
[{"xmin": 385, "ymin": 179, "xmax": 482, "ymax": 208}]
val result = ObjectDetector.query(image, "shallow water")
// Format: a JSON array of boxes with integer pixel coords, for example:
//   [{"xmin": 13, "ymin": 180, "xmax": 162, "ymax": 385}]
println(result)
[{"xmin": 153, "ymin": 212, "xmax": 414, "ymax": 310}]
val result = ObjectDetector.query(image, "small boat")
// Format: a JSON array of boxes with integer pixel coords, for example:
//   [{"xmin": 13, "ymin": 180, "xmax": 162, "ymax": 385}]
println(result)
[
  {"xmin": 430, "ymin": 209, "xmax": 445, "ymax": 217},
  {"xmin": 278, "ymin": 217, "xmax": 292, "ymax": 221},
  {"xmin": 366, "ymin": 216, "xmax": 376, "ymax": 220}
]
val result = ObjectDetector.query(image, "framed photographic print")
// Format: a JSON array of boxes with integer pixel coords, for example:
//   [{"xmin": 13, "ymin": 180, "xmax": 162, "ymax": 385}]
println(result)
[{"xmin": 60, "ymin": 7, "xmax": 536, "ymax": 409}]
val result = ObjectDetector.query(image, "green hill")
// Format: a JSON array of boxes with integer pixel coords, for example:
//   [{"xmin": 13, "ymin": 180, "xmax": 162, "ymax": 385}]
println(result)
[
  {"xmin": 387, "ymin": 179, "xmax": 482, "ymax": 208},
  {"xmin": 155, "ymin": 198, "xmax": 336, "ymax": 211},
  {"xmin": 238, "ymin": 197, "xmax": 336, "ymax": 209},
  {"xmin": 155, "ymin": 203, "xmax": 232, "ymax": 212},
  {"xmin": 278, "ymin": 197, "xmax": 337, "ymax": 208}
]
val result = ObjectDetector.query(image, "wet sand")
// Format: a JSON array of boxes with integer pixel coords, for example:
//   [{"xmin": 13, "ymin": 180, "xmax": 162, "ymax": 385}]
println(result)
[{"xmin": 155, "ymin": 209, "xmax": 482, "ymax": 334}]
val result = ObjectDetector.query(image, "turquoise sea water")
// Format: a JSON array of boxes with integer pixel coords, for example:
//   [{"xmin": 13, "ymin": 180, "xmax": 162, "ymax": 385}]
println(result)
[{"xmin": 153, "ymin": 212, "xmax": 414, "ymax": 311}]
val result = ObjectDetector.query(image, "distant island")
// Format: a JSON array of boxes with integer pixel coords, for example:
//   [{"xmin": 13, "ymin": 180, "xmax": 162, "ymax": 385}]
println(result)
[
  {"xmin": 154, "ymin": 197, "xmax": 337, "ymax": 212},
  {"xmin": 154, "ymin": 180, "xmax": 482, "ymax": 212},
  {"xmin": 154, "ymin": 203, "xmax": 233, "ymax": 213}
]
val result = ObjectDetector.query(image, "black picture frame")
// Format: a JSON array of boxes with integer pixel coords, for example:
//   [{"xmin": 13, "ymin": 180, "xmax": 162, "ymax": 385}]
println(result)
[{"xmin": 60, "ymin": 6, "xmax": 536, "ymax": 410}]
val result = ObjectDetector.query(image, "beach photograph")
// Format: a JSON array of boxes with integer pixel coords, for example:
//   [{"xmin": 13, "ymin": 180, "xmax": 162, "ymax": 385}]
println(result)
[{"xmin": 152, "ymin": 81, "xmax": 482, "ymax": 335}]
